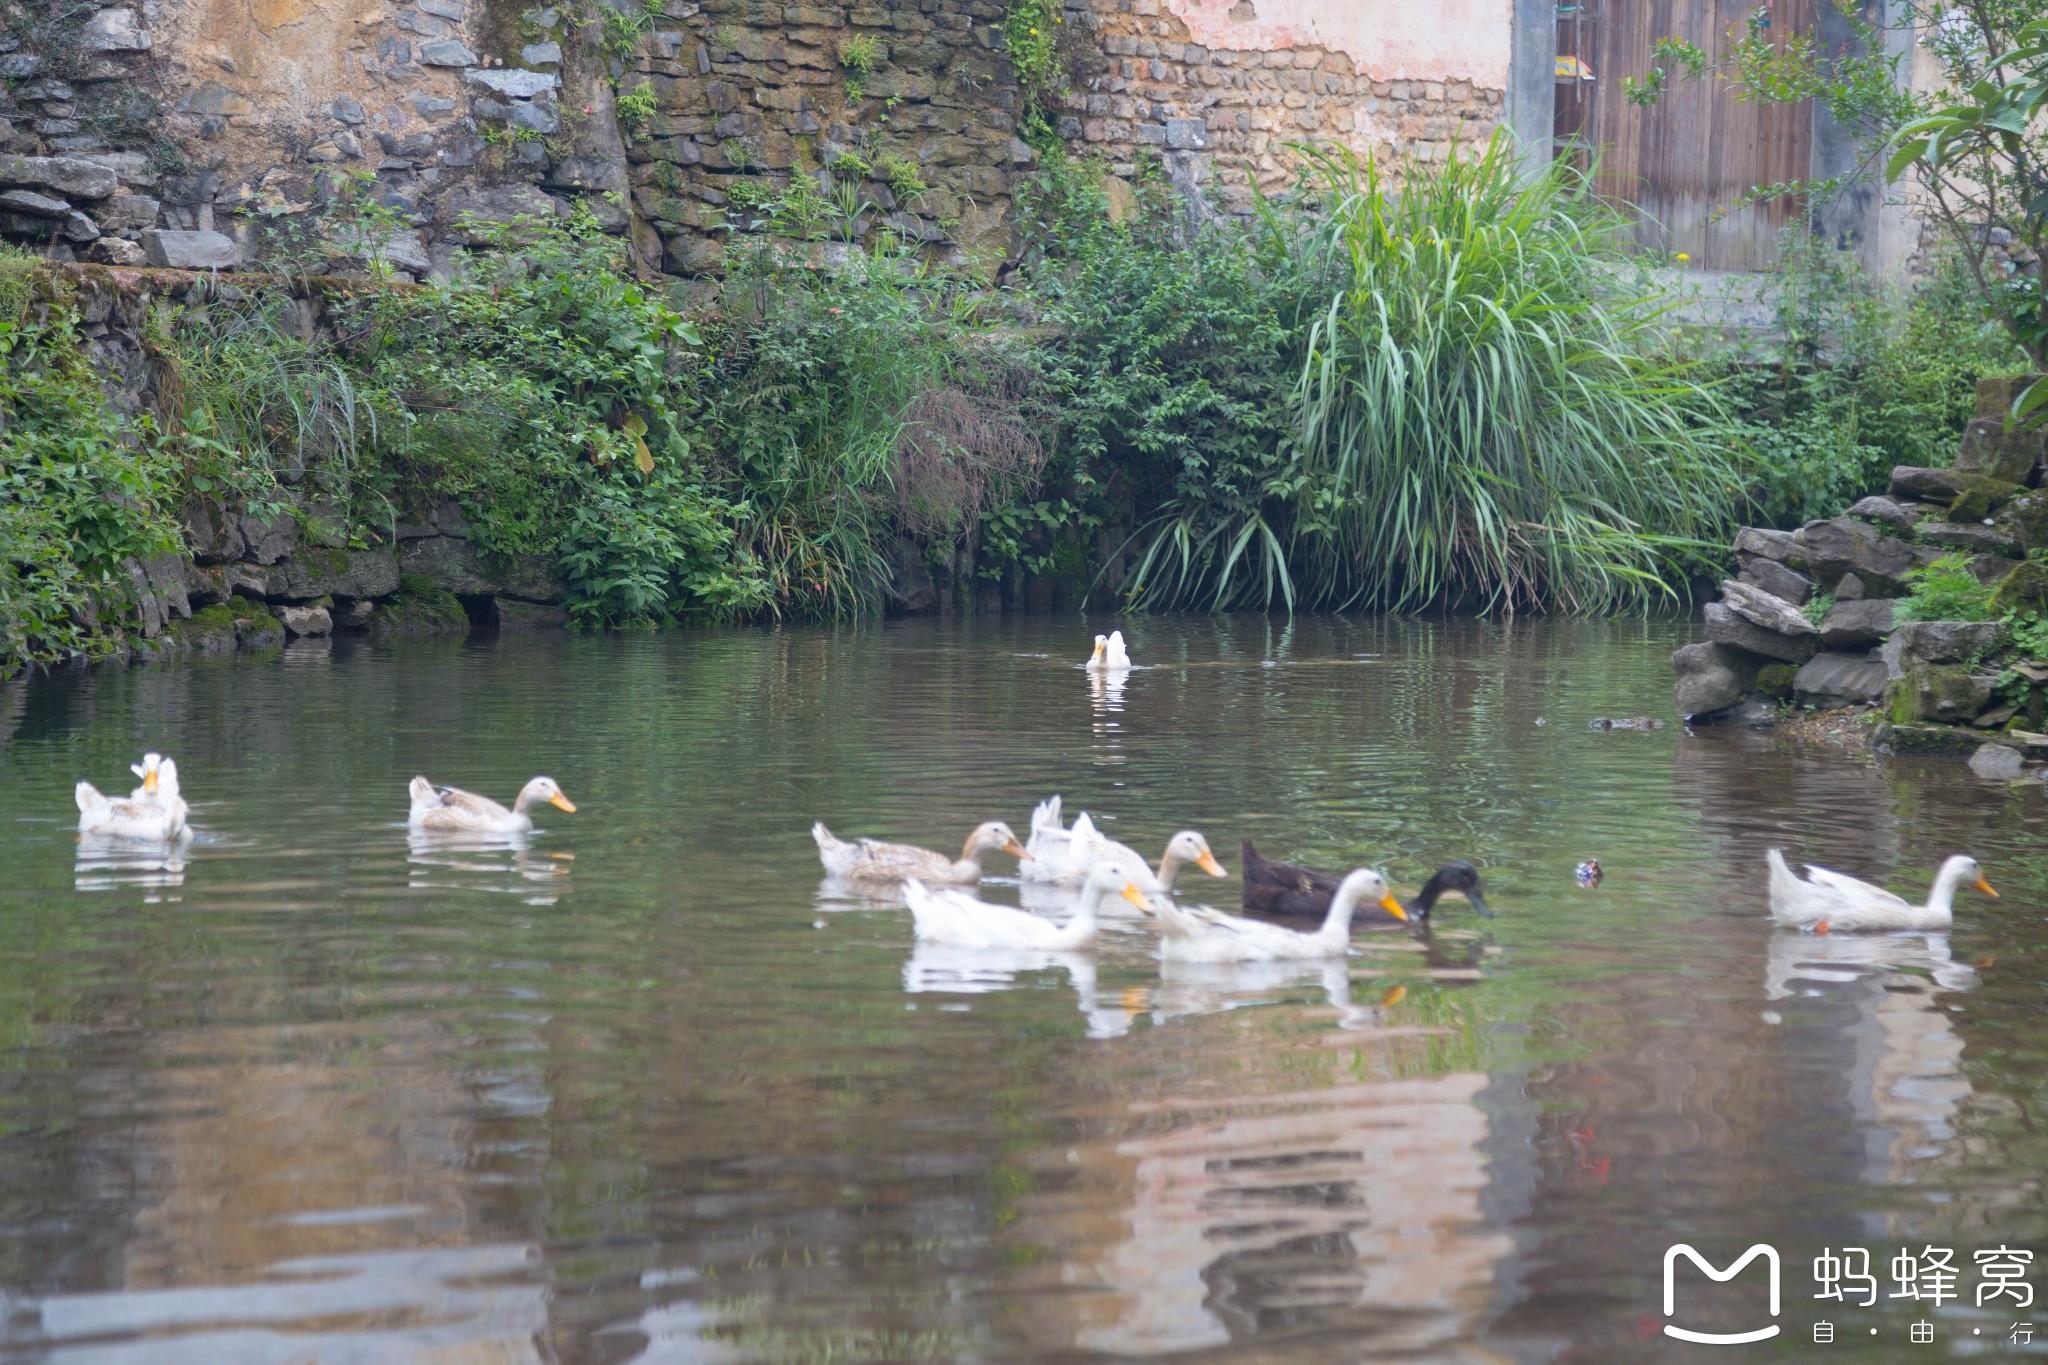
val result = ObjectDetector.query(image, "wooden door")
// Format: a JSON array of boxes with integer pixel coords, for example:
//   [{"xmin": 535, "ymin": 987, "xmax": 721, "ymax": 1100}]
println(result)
[{"xmin": 1568, "ymin": 0, "xmax": 1816, "ymax": 270}]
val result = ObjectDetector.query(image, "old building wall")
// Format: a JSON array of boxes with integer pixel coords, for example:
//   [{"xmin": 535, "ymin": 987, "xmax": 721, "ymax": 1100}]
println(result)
[{"xmin": 0, "ymin": 0, "xmax": 1515, "ymax": 280}]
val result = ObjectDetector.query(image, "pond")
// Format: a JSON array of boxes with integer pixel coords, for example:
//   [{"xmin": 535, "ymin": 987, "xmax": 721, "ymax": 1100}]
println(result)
[{"xmin": 1, "ymin": 616, "xmax": 2045, "ymax": 1362}]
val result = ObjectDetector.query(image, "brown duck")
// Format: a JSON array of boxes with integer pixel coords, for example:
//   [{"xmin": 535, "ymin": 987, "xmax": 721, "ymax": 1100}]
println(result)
[{"xmin": 1239, "ymin": 840, "xmax": 1491, "ymax": 927}]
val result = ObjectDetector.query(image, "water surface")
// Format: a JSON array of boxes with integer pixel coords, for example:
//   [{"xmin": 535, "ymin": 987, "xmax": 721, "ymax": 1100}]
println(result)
[{"xmin": 2, "ymin": 616, "xmax": 2046, "ymax": 1362}]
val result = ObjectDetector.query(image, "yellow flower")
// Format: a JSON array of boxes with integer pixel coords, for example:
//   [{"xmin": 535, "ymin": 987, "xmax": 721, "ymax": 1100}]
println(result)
[
  {"xmin": 1675, "ymin": 252, "xmax": 1690, "ymax": 262},
  {"xmin": 1029, "ymin": 26, "xmax": 1038, "ymax": 33}
]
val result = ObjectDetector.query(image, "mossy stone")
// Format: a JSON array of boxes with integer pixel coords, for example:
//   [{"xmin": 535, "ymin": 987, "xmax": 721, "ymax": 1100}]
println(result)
[
  {"xmin": 365, "ymin": 582, "xmax": 470, "ymax": 638},
  {"xmin": 1949, "ymin": 487, "xmax": 1994, "ymax": 523},
  {"xmin": 1990, "ymin": 559, "xmax": 2048, "ymax": 616},
  {"xmin": 1755, "ymin": 662, "xmax": 1798, "ymax": 699},
  {"xmin": 163, "ymin": 604, "xmax": 239, "ymax": 652},
  {"xmin": 1890, "ymin": 661, "xmax": 1993, "ymax": 724}
]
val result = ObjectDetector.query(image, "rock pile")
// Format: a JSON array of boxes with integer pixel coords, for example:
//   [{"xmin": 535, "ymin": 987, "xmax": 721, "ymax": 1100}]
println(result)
[{"xmin": 1674, "ymin": 376, "xmax": 2048, "ymax": 760}]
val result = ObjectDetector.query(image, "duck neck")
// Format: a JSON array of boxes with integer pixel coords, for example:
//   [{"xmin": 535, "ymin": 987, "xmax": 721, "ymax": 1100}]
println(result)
[
  {"xmin": 956, "ymin": 833, "xmax": 986, "ymax": 874},
  {"xmin": 1925, "ymin": 860, "xmax": 1972, "ymax": 915},
  {"xmin": 1154, "ymin": 848, "xmax": 1184, "ymax": 893},
  {"xmin": 1318, "ymin": 884, "xmax": 1363, "ymax": 942},
  {"xmin": 1407, "ymin": 871, "xmax": 1454, "ymax": 922},
  {"xmin": 512, "ymin": 781, "xmax": 544, "ymax": 815}
]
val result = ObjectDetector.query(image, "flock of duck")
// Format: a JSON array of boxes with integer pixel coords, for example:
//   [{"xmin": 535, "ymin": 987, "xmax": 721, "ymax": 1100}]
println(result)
[
  {"xmin": 71, "ymin": 629, "xmax": 2006, "ymax": 946},
  {"xmin": 77, "ymin": 753, "xmax": 576, "ymax": 842},
  {"xmin": 816, "ymin": 796, "xmax": 1493, "ymax": 962}
]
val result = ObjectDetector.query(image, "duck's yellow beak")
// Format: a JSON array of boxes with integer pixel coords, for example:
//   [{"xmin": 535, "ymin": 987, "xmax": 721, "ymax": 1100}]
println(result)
[
  {"xmin": 550, "ymin": 792, "xmax": 578, "ymax": 813},
  {"xmin": 1091, "ymin": 641, "xmax": 1105, "ymax": 661},
  {"xmin": 1196, "ymin": 850, "xmax": 1226, "ymax": 877},
  {"xmin": 1120, "ymin": 881, "xmax": 1151, "ymax": 911},
  {"xmin": 143, "ymin": 769, "xmax": 159, "ymax": 794},
  {"xmin": 1378, "ymin": 892, "xmax": 1408, "ymax": 921},
  {"xmin": 1976, "ymin": 875, "xmax": 1998, "ymax": 898},
  {"xmin": 1005, "ymin": 839, "xmax": 1031, "ymax": 860}
]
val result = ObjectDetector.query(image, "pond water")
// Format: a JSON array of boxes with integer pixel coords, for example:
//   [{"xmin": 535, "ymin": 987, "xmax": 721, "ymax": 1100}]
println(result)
[{"xmin": 1, "ymin": 616, "xmax": 2046, "ymax": 1363}]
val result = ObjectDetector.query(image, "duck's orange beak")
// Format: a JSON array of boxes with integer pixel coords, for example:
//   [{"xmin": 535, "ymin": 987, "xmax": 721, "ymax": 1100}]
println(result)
[
  {"xmin": 143, "ymin": 769, "xmax": 159, "ymax": 795},
  {"xmin": 1196, "ymin": 850, "xmax": 1226, "ymax": 877},
  {"xmin": 1120, "ymin": 882, "xmax": 1152, "ymax": 911},
  {"xmin": 1378, "ymin": 892, "xmax": 1408, "ymax": 921},
  {"xmin": 550, "ymin": 792, "xmax": 578, "ymax": 813},
  {"xmin": 1005, "ymin": 840, "xmax": 1030, "ymax": 860},
  {"xmin": 1976, "ymin": 875, "xmax": 1998, "ymax": 898}
]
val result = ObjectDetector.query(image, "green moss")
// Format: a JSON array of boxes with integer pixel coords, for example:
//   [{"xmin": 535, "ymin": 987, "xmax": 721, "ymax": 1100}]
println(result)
[
  {"xmin": 366, "ymin": 577, "xmax": 469, "ymax": 638},
  {"xmin": 1949, "ymin": 487, "xmax": 1994, "ymax": 522},
  {"xmin": 1991, "ymin": 559, "xmax": 2048, "ymax": 615},
  {"xmin": 1755, "ymin": 662, "xmax": 1799, "ymax": 699},
  {"xmin": 1890, "ymin": 661, "xmax": 1993, "ymax": 724},
  {"xmin": 163, "ymin": 604, "xmax": 240, "ymax": 652}
]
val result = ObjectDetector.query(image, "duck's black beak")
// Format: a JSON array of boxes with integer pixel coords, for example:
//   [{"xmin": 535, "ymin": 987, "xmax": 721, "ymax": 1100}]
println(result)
[{"xmin": 1469, "ymin": 889, "xmax": 1495, "ymax": 919}]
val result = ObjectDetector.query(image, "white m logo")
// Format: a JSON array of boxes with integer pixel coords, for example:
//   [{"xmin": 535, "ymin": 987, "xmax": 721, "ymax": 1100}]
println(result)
[{"xmin": 1663, "ymin": 1243, "xmax": 1782, "ymax": 1345}]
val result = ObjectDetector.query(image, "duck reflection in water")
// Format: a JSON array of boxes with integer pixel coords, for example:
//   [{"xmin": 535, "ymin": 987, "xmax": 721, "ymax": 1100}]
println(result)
[
  {"xmin": 74, "ymin": 833, "xmax": 186, "ymax": 896},
  {"xmin": 1765, "ymin": 929, "xmax": 1976, "ymax": 1167},
  {"xmin": 1151, "ymin": 958, "xmax": 1410, "ymax": 1031},
  {"xmin": 406, "ymin": 830, "xmax": 572, "ymax": 904},
  {"xmin": 903, "ymin": 942, "xmax": 1135, "ymax": 1039}
]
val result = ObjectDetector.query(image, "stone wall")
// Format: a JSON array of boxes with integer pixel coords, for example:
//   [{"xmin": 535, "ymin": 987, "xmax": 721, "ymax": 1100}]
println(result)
[
  {"xmin": 1, "ymin": 0, "xmax": 1515, "ymax": 281},
  {"xmin": 1672, "ymin": 376, "xmax": 2048, "ymax": 766}
]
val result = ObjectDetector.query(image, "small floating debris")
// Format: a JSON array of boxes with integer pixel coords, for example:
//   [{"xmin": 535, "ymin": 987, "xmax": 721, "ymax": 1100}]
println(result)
[
  {"xmin": 1575, "ymin": 859, "xmax": 1603, "ymax": 888},
  {"xmin": 1588, "ymin": 716, "xmax": 1665, "ymax": 731}
]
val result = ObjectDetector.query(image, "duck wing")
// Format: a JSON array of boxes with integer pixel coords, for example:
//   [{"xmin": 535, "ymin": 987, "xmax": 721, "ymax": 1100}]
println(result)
[
  {"xmin": 436, "ymin": 786, "xmax": 513, "ymax": 820},
  {"xmin": 1159, "ymin": 899, "xmax": 1310, "ymax": 958},
  {"xmin": 1802, "ymin": 863, "xmax": 1915, "ymax": 911},
  {"xmin": 848, "ymin": 839, "xmax": 954, "ymax": 881},
  {"xmin": 905, "ymin": 880, "xmax": 1053, "ymax": 947},
  {"xmin": 1239, "ymin": 840, "xmax": 1341, "ymax": 920}
]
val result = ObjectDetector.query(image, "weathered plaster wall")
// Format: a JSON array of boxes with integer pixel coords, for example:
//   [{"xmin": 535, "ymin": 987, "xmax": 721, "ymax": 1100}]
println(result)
[
  {"xmin": 0, "ymin": 0, "xmax": 1515, "ymax": 280},
  {"xmin": 1165, "ymin": 0, "xmax": 1509, "ymax": 85}
]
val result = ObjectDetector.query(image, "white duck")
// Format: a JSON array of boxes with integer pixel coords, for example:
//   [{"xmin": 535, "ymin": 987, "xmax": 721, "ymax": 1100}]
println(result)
[
  {"xmin": 1767, "ymin": 848, "xmax": 1996, "ymax": 933},
  {"xmin": 1084, "ymin": 633, "xmax": 1111, "ymax": 670},
  {"xmin": 77, "ymin": 756, "xmax": 191, "ymax": 841},
  {"xmin": 1022, "ymin": 796, "xmax": 1078, "ymax": 878},
  {"xmin": 1157, "ymin": 867, "xmax": 1405, "ymax": 963},
  {"xmin": 1091, "ymin": 828, "xmax": 1228, "ymax": 899},
  {"xmin": 409, "ymin": 775, "xmax": 576, "ymax": 835},
  {"xmin": 814, "ymin": 819, "xmax": 1028, "ymax": 885},
  {"xmin": 906, "ymin": 862, "xmax": 1148, "ymax": 950},
  {"xmin": 128, "ymin": 752, "xmax": 165, "ymax": 800}
]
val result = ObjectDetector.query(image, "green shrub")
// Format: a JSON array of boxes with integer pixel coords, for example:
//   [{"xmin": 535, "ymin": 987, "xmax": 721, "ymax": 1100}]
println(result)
[
  {"xmin": 616, "ymin": 81, "xmax": 658, "ymax": 134},
  {"xmin": 0, "ymin": 253, "xmax": 185, "ymax": 673},
  {"xmin": 1733, "ymin": 240, "xmax": 2021, "ymax": 527},
  {"xmin": 1896, "ymin": 552, "xmax": 1997, "ymax": 623}
]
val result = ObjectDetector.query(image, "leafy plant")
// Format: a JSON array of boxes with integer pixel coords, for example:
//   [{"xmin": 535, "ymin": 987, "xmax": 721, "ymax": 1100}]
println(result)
[
  {"xmin": 615, "ymin": 80, "xmax": 657, "ymax": 134},
  {"xmin": 1003, "ymin": 0, "xmax": 1063, "ymax": 150},
  {"xmin": 870, "ymin": 150, "xmax": 928, "ymax": 202},
  {"xmin": 1896, "ymin": 552, "xmax": 1998, "ymax": 623},
  {"xmin": 838, "ymin": 32, "xmax": 881, "ymax": 101},
  {"xmin": 1280, "ymin": 138, "xmax": 1742, "ymax": 613}
]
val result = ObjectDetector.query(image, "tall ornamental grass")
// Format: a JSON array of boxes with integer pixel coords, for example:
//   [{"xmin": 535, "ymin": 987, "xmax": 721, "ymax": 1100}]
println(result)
[
  {"xmin": 1282, "ymin": 138, "xmax": 1743, "ymax": 613},
  {"xmin": 1125, "ymin": 135, "xmax": 1746, "ymax": 615}
]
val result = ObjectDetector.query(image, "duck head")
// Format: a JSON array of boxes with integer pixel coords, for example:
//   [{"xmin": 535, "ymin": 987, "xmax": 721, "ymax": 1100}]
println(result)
[
  {"xmin": 970, "ymin": 820, "xmax": 1030, "ymax": 861},
  {"xmin": 1164, "ymin": 830, "xmax": 1227, "ymax": 878},
  {"xmin": 516, "ymin": 776, "xmax": 577, "ymax": 814},
  {"xmin": 1334, "ymin": 867, "xmax": 1407, "ymax": 922},
  {"xmin": 1417, "ymin": 860, "xmax": 1491, "ymax": 918}
]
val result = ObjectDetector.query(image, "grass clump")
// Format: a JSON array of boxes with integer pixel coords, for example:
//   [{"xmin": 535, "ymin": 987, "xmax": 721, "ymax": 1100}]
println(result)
[{"xmin": 1896, "ymin": 553, "xmax": 1997, "ymax": 623}]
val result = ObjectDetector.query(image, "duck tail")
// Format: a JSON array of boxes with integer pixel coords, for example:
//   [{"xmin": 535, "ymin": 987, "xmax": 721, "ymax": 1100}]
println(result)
[
  {"xmin": 1031, "ymin": 795, "xmax": 1063, "ymax": 837},
  {"xmin": 75, "ymin": 781, "xmax": 106, "ymax": 814},
  {"xmin": 1765, "ymin": 848, "xmax": 1802, "ymax": 924},
  {"xmin": 408, "ymin": 776, "xmax": 440, "ymax": 813},
  {"xmin": 812, "ymin": 821, "xmax": 855, "ymax": 875}
]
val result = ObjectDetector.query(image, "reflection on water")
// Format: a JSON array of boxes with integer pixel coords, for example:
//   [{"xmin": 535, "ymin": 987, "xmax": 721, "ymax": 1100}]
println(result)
[
  {"xmin": 74, "ymin": 833, "xmax": 187, "ymax": 896},
  {"xmin": 16, "ymin": 1244, "xmax": 548, "ymax": 1364},
  {"xmin": 0, "ymin": 616, "xmax": 2043, "ymax": 1362},
  {"xmin": 406, "ymin": 830, "xmax": 575, "ymax": 904}
]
